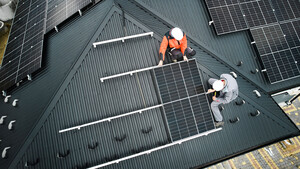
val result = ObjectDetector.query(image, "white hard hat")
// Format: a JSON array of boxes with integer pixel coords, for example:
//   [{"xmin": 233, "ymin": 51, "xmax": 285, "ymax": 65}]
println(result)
[
  {"xmin": 170, "ymin": 27, "xmax": 183, "ymax": 40},
  {"xmin": 213, "ymin": 80, "xmax": 224, "ymax": 91}
]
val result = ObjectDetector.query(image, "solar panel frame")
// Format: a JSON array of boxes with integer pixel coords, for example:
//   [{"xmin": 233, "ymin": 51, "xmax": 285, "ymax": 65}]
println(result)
[
  {"xmin": 271, "ymin": 0, "xmax": 295, "ymax": 21},
  {"xmin": 0, "ymin": 0, "xmax": 47, "ymax": 91},
  {"xmin": 153, "ymin": 60, "xmax": 215, "ymax": 141},
  {"xmin": 280, "ymin": 22, "xmax": 300, "ymax": 48},
  {"xmin": 291, "ymin": 47, "xmax": 300, "ymax": 69},
  {"xmin": 240, "ymin": 1, "xmax": 266, "ymax": 27},
  {"xmin": 288, "ymin": 0, "xmax": 300, "ymax": 18},
  {"xmin": 46, "ymin": 0, "xmax": 92, "ymax": 33}
]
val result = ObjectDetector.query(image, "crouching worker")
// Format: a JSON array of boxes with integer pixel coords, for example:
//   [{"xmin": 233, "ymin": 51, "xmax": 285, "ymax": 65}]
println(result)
[
  {"xmin": 207, "ymin": 74, "xmax": 238, "ymax": 127},
  {"xmin": 158, "ymin": 27, "xmax": 196, "ymax": 66}
]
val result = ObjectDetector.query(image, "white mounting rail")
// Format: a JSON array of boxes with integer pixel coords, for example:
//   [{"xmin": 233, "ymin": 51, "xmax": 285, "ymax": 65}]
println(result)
[
  {"xmin": 93, "ymin": 32, "xmax": 154, "ymax": 48},
  {"xmin": 59, "ymin": 104, "xmax": 162, "ymax": 133},
  {"xmin": 87, "ymin": 128, "xmax": 222, "ymax": 169},
  {"xmin": 100, "ymin": 59, "xmax": 195, "ymax": 82},
  {"xmin": 59, "ymin": 91, "xmax": 204, "ymax": 133}
]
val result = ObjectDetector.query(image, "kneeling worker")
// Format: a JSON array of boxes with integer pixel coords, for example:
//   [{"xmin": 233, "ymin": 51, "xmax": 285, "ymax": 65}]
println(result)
[
  {"xmin": 207, "ymin": 74, "xmax": 238, "ymax": 127},
  {"xmin": 158, "ymin": 27, "xmax": 196, "ymax": 66}
]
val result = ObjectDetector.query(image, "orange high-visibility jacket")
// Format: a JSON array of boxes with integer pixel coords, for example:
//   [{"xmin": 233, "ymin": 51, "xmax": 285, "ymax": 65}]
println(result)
[{"xmin": 159, "ymin": 31, "xmax": 187, "ymax": 61}]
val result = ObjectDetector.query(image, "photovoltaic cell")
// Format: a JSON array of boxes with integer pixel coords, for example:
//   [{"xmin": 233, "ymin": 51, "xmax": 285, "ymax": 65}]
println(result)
[
  {"xmin": 46, "ymin": 0, "xmax": 92, "ymax": 33},
  {"xmin": 190, "ymin": 95, "xmax": 215, "ymax": 133},
  {"xmin": 208, "ymin": 6, "xmax": 236, "ymax": 35},
  {"xmin": 263, "ymin": 24, "xmax": 288, "ymax": 52},
  {"xmin": 260, "ymin": 53, "xmax": 283, "ymax": 83},
  {"xmin": 154, "ymin": 60, "xmax": 215, "ymax": 141},
  {"xmin": 273, "ymin": 49, "xmax": 299, "ymax": 79},
  {"xmin": 228, "ymin": 5, "xmax": 248, "ymax": 30},
  {"xmin": 240, "ymin": 1, "xmax": 266, "ymax": 27},
  {"xmin": 288, "ymin": 0, "xmax": 300, "ymax": 18},
  {"xmin": 292, "ymin": 20, "xmax": 300, "ymax": 40},
  {"xmin": 280, "ymin": 22, "xmax": 300, "ymax": 48},
  {"xmin": 164, "ymin": 98, "xmax": 198, "ymax": 141},
  {"xmin": 250, "ymin": 28, "xmax": 271, "ymax": 55},
  {"xmin": 251, "ymin": 23, "xmax": 300, "ymax": 83},
  {"xmin": 291, "ymin": 47, "xmax": 300, "ymax": 69},
  {"xmin": 0, "ymin": 0, "xmax": 46, "ymax": 91},
  {"xmin": 205, "ymin": 0, "xmax": 227, "ymax": 8},
  {"xmin": 258, "ymin": 0, "xmax": 277, "ymax": 24},
  {"xmin": 272, "ymin": 0, "xmax": 295, "ymax": 21}
]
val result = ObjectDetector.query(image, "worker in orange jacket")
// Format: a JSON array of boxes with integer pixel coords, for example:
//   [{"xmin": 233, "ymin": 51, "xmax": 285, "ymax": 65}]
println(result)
[{"xmin": 158, "ymin": 27, "xmax": 196, "ymax": 66}]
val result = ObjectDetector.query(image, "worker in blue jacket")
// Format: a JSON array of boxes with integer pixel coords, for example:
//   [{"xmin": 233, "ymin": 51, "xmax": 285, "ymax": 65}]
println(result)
[{"xmin": 207, "ymin": 74, "xmax": 238, "ymax": 127}]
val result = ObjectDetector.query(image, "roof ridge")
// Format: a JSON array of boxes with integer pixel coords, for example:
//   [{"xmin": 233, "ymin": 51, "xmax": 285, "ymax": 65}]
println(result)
[{"xmin": 123, "ymin": 0, "xmax": 272, "ymax": 93}]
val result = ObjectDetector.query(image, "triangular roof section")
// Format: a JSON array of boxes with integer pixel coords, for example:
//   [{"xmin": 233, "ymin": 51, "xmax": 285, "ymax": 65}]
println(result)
[
  {"xmin": 8, "ymin": 4, "xmax": 166, "ymax": 169},
  {"xmin": 7, "ymin": 2, "xmax": 299, "ymax": 169}
]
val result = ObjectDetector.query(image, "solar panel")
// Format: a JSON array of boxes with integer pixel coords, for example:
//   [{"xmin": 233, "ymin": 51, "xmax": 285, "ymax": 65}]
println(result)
[
  {"xmin": 228, "ymin": 5, "xmax": 248, "ymax": 31},
  {"xmin": 190, "ymin": 94, "xmax": 215, "ymax": 133},
  {"xmin": 46, "ymin": 0, "xmax": 92, "ymax": 32},
  {"xmin": 0, "ymin": 0, "xmax": 47, "ymax": 91},
  {"xmin": 164, "ymin": 98, "xmax": 198, "ymax": 141},
  {"xmin": 288, "ymin": 0, "xmax": 300, "ymax": 18},
  {"xmin": 154, "ymin": 60, "xmax": 215, "ymax": 141},
  {"xmin": 271, "ymin": 0, "xmax": 295, "ymax": 21},
  {"xmin": 292, "ymin": 20, "xmax": 300, "ymax": 40},
  {"xmin": 280, "ymin": 22, "xmax": 300, "ymax": 48},
  {"xmin": 273, "ymin": 49, "xmax": 299, "ymax": 79},
  {"xmin": 257, "ymin": 0, "xmax": 277, "ymax": 24},
  {"xmin": 240, "ymin": 1, "xmax": 266, "ymax": 27},
  {"xmin": 291, "ymin": 47, "xmax": 300, "ymax": 68},
  {"xmin": 205, "ymin": 1, "xmax": 247, "ymax": 35},
  {"xmin": 251, "ymin": 24, "xmax": 300, "ymax": 83}
]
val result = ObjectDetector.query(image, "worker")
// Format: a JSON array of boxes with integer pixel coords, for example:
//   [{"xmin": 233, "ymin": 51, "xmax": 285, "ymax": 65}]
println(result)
[
  {"xmin": 158, "ymin": 27, "xmax": 196, "ymax": 66},
  {"xmin": 207, "ymin": 74, "xmax": 238, "ymax": 127}
]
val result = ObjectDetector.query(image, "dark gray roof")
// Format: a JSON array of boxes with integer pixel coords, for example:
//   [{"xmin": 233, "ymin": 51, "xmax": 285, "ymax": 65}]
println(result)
[{"xmin": 0, "ymin": 0, "xmax": 299, "ymax": 169}]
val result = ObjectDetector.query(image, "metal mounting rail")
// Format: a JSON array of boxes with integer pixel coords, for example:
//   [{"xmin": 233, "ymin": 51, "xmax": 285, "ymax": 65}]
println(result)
[
  {"xmin": 93, "ymin": 32, "xmax": 153, "ymax": 48},
  {"xmin": 59, "ymin": 91, "xmax": 205, "ymax": 133},
  {"xmin": 87, "ymin": 128, "xmax": 222, "ymax": 169},
  {"xmin": 100, "ymin": 59, "xmax": 195, "ymax": 82},
  {"xmin": 59, "ymin": 104, "xmax": 162, "ymax": 133}
]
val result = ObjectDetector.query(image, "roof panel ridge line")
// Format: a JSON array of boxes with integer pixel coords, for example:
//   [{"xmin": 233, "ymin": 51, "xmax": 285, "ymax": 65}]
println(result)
[
  {"xmin": 113, "ymin": 3, "xmax": 163, "ymax": 40},
  {"xmin": 131, "ymin": 0, "xmax": 269, "ymax": 93},
  {"xmin": 7, "ymin": 4, "xmax": 117, "ymax": 169},
  {"xmin": 196, "ymin": 62, "xmax": 300, "ymax": 132},
  {"xmin": 87, "ymin": 128, "xmax": 222, "ymax": 169}
]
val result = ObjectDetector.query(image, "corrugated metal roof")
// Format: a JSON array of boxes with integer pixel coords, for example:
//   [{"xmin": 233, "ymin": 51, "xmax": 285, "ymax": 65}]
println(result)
[
  {"xmin": 0, "ymin": 1, "xmax": 114, "ymax": 168},
  {"xmin": 1, "ymin": 0, "xmax": 299, "ymax": 169},
  {"xmin": 129, "ymin": 0, "xmax": 300, "ymax": 94}
]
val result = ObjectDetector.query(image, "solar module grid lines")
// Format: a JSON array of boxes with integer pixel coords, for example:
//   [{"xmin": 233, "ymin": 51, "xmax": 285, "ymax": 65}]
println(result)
[
  {"xmin": 0, "ymin": 0, "xmax": 47, "ymax": 91},
  {"xmin": 46, "ymin": 0, "xmax": 92, "ymax": 33},
  {"xmin": 205, "ymin": 0, "xmax": 249, "ymax": 35},
  {"xmin": 272, "ymin": 0, "xmax": 295, "ymax": 22},
  {"xmin": 250, "ymin": 23, "xmax": 300, "ymax": 83},
  {"xmin": 154, "ymin": 60, "xmax": 215, "ymax": 141}
]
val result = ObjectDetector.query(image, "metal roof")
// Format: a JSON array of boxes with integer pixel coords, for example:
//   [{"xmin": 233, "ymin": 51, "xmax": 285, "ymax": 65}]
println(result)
[{"xmin": 0, "ymin": 0, "xmax": 299, "ymax": 169}]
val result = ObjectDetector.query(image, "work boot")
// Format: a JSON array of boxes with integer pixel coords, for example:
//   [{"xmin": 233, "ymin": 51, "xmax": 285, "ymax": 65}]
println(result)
[{"xmin": 215, "ymin": 121, "xmax": 224, "ymax": 128}]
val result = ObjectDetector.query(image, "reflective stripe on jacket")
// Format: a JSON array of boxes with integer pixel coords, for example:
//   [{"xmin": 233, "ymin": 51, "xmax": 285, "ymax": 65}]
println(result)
[{"xmin": 159, "ymin": 31, "xmax": 188, "ymax": 61}]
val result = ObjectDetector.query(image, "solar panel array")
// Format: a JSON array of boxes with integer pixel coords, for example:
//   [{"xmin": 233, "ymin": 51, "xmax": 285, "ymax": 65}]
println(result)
[
  {"xmin": 250, "ymin": 22, "xmax": 300, "ymax": 83},
  {"xmin": 0, "ymin": 0, "xmax": 93, "ymax": 91},
  {"xmin": 154, "ymin": 60, "xmax": 215, "ymax": 141},
  {"xmin": 46, "ymin": 0, "xmax": 92, "ymax": 32},
  {"xmin": 0, "ymin": 0, "xmax": 47, "ymax": 91},
  {"xmin": 205, "ymin": 0, "xmax": 300, "ymax": 83}
]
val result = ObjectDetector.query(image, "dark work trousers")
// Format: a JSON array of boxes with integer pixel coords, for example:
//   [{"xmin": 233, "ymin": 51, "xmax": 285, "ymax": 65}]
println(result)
[{"xmin": 168, "ymin": 47, "xmax": 196, "ymax": 61}]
